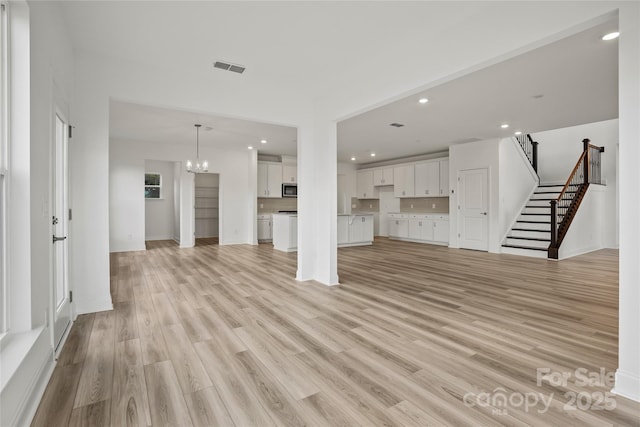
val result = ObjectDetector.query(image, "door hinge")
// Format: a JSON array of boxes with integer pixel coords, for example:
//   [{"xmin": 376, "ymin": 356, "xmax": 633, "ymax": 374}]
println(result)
[
  {"xmin": 458, "ymin": 233, "xmax": 461, "ymax": 238},
  {"xmin": 68, "ymin": 208, "xmax": 72, "ymax": 221},
  {"xmin": 68, "ymin": 125, "xmax": 73, "ymax": 138},
  {"xmin": 458, "ymin": 205, "xmax": 460, "ymax": 210},
  {"xmin": 69, "ymin": 290, "xmax": 73, "ymax": 303}
]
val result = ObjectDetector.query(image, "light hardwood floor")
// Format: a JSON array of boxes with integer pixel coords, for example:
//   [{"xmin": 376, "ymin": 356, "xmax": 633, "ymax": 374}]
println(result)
[{"xmin": 32, "ymin": 238, "xmax": 640, "ymax": 426}]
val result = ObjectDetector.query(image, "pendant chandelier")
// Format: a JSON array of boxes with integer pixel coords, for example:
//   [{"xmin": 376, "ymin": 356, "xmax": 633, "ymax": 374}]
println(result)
[{"xmin": 186, "ymin": 123, "xmax": 208, "ymax": 173}]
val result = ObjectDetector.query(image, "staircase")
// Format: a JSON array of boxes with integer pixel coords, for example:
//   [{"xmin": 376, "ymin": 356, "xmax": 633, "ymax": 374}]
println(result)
[{"xmin": 501, "ymin": 184, "xmax": 567, "ymax": 258}]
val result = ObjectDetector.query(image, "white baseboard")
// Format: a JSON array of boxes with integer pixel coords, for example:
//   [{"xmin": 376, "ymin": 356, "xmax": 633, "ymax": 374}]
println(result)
[
  {"xmin": 109, "ymin": 241, "xmax": 146, "ymax": 253},
  {"xmin": 0, "ymin": 327, "xmax": 55, "ymax": 427},
  {"xmin": 145, "ymin": 235, "xmax": 175, "ymax": 241},
  {"xmin": 558, "ymin": 244, "xmax": 601, "ymax": 260},
  {"xmin": 613, "ymin": 369, "xmax": 640, "ymax": 402},
  {"xmin": 74, "ymin": 297, "xmax": 113, "ymax": 316}
]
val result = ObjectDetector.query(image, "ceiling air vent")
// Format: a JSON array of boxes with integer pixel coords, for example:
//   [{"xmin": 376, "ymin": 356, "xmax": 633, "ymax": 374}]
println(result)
[
  {"xmin": 389, "ymin": 123, "xmax": 405, "ymax": 128},
  {"xmin": 214, "ymin": 60, "xmax": 246, "ymax": 74}
]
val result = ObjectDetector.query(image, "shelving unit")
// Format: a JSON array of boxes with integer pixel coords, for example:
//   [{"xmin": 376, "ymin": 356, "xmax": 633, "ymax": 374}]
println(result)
[{"xmin": 194, "ymin": 173, "xmax": 219, "ymax": 238}]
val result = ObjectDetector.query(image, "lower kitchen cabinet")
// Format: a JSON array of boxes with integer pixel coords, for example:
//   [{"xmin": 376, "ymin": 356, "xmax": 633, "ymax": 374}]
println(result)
[
  {"xmin": 388, "ymin": 213, "xmax": 409, "ymax": 238},
  {"xmin": 257, "ymin": 214, "xmax": 272, "ymax": 241},
  {"xmin": 389, "ymin": 213, "xmax": 448, "ymax": 245},
  {"xmin": 349, "ymin": 215, "xmax": 374, "ymax": 243}
]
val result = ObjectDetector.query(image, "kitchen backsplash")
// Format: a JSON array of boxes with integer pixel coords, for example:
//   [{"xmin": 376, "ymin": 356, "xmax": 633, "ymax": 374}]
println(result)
[
  {"xmin": 258, "ymin": 197, "xmax": 297, "ymax": 213},
  {"xmin": 400, "ymin": 197, "xmax": 449, "ymax": 213},
  {"xmin": 351, "ymin": 198, "xmax": 380, "ymax": 213}
]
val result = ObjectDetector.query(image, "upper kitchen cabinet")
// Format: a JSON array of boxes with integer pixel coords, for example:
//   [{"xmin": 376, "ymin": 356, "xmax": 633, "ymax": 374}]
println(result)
[
  {"xmin": 414, "ymin": 161, "xmax": 439, "ymax": 197},
  {"xmin": 356, "ymin": 170, "xmax": 376, "ymax": 199},
  {"xmin": 439, "ymin": 159, "xmax": 449, "ymax": 196},
  {"xmin": 394, "ymin": 164, "xmax": 415, "ymax": 198},
  {"xmin": 282, "ymin": 164, "xmax": 297, "ymax": 184},
  {"xmin": 258, "ymin": 161, "xmax": 283, "ymax": 198},
  {"xmin": 373, "ymin": 167, "xmax": 394, "ymax": 186}
]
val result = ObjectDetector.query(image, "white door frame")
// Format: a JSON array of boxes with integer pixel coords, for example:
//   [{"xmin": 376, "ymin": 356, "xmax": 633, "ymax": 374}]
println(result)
[
  {"xmin": 457, "ymin": 167, "xmax": 489, "ymax": 251},
  {"xmin": 51, "ymin": 104, "xmax": 72, "ymax": 354}
]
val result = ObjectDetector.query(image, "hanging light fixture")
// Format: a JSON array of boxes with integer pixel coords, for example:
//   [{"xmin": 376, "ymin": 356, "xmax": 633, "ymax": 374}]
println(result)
[{"xmin": 186, "ymin": 123, "xmax": 208, "ymax": 173}]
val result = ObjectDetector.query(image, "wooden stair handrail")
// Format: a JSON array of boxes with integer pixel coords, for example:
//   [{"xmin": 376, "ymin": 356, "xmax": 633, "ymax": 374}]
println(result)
[{"xmin": 555, "ymin": 151, "xmax": 586, "ymax": 203}]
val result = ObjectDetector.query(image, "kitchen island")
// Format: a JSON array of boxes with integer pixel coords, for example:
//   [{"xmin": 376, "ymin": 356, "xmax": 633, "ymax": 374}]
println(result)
[{"xmin": 272, "ymin": 213, "xmax": 374, "ymax": 252}]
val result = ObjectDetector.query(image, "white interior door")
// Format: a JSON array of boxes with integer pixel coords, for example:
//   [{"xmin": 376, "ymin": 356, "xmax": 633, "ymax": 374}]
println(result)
[
  {"xmin": 52, "ymin": 111, "xmax": 71, "ymax": 351},
  {"xmin": 458, "ymin": 168, "xmax": 489, "ymax": 251}
]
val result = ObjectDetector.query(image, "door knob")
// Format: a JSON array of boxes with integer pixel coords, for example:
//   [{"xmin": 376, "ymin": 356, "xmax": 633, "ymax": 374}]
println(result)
[{"xmin": 481, "ymin": 212, "xmax": 487, "ymax": 216}]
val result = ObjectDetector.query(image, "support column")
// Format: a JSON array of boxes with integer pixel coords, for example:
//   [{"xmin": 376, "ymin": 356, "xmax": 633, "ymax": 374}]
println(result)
[
  {"xmin": 296, "ymin": 114, "xmax": 339, "ymax": 285},
  {"xmin": 614, "ymin": 3, "xmax": 640, "ymax": 402}
]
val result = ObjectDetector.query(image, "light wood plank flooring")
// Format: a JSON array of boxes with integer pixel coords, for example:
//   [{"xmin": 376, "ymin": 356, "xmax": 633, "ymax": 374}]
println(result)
[{"xmin": 32, "ymin": 239, "xmax": 640, "ymax": 426}]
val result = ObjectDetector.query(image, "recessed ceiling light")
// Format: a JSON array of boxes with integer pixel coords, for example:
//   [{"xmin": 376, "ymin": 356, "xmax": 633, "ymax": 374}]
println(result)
[
  {"xmin": 351, "ymin": 157, "xmax": 356, "ymax": 161},
  {"xmin": 514, "ymin": 131, "xmax": 522, "ymax": 135},
  {"xmin": 248, "ymin": 146, "xmax": 253, "ymax": 150},
  {"xmin": 501, "ymin": 124, "xmax": 510, "ymax": 129},
  {"xmin": 418, "ymin": 98, "xmax": 429, "ymax": 104},
  {"xmin": 260, "ymin": 139, "xmax": 267, "ymax": 144},
  {"xmin": 370, "ymin": 153, "xmax": 376, "ymax": 157},
  {"xmin": 602, "ymin": 32, "xmax": 619, "ymax": 41}
]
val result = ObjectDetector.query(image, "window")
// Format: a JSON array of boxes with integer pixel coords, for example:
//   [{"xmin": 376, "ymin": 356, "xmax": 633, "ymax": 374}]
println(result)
[
  {"xmin": 0, "ymin": 2, "xmax": 8, "ymax": 336},
  {"xmin": 144, "ymin": 173, "xmax": 161, "ymax": 199}
]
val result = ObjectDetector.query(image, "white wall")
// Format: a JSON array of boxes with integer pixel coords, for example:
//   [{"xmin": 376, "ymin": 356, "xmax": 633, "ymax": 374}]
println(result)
[
  {"xmin": 110, "ymin": 138, "xmax": 252, "ymax": 252},
  {"xmin": 498, "ymin": 138, "xmax": 539, "ymax": 242},
  {"xmin": 173, "ymin": 161, "xmax": 181, "ymax": 242},
  {"xmin": 615, "ymin": 1, "xmax": 640, "ymax": 402},
  {"xmin": 535, "ymin": 119, "xmax": 618, "ymax": 184},
  {"xmin": 559, "ymin": 185, "xmax": 607, "ymax": 259},
  {"xmin": 449, "ymin": 139, "xmax": 501, "ymax": 253},
  {"xmin": 1, "ymin": 2, "xmax": 75, "ymax": 426},
  {"xmin": 144, "ymin": 160, "xmax": 175, "ymax": 241},
  {"xmin": 534, "ymin": 119, "xmax": 618, "ymax": 247}
]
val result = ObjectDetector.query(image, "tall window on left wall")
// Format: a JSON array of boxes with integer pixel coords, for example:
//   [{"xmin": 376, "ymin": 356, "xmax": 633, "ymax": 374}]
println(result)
[
  {"xmin": 144, "ymin": 173, "xmax": 162, "ymax": 199},
  {"xmin": 0, "ymin": 2, "xmax": 9, "ymax": 337}
]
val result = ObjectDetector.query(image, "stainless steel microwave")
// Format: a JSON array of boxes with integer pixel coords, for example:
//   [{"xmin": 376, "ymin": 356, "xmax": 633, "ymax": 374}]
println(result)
[{"xmin": 282, "ymin": 183, "xmax": 297, "ymax": 198}]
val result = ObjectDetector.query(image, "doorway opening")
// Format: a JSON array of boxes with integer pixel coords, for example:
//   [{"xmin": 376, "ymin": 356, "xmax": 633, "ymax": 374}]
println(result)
[{"xmin": 194, "ymin": 173, "xmax": 219, "ymax": 246}]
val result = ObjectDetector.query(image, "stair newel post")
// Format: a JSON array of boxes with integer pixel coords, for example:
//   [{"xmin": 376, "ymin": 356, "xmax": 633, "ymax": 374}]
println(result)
[
  {"xmin": 532, "ymin": 140, "xmax": 539, "ymax": 173},
  {"xmin": 582, "ymin": 138, "xmax": 590, "ymax": 184},
  {"xmin": 549, "ymin": 199, "xmax": 558, "ymax": 259}
]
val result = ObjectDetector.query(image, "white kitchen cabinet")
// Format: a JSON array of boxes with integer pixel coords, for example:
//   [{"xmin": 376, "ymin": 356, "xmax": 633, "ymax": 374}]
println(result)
[
  {"xmin": 373, "ymin": 168, "xmax": 394, "ymax": 186},
  {"xmin": 258, "ymin": 162, "xmax": 283, "ymax": 198},
  {"xmin": 439, "ymin": 159, "xmax": 449, "ymax": 196},
  {"xmin": 257, "ymin": 214, "xmax": 272, "ymax": 241},
  {"xmin": 414, "ymin": 161, "xmax": 440, "ymax": 197},
  {"xmin": 388, "ymin": 213, "xmax": 409, "ymax": 238},
  {"xmin": 393, "ymin": 165, "xmax": 415, "ymax": 198},
  {"xmin": 409, "ymin": 215, "xmax": 434, "ymax": 241},
  {"xmin": 433, "ymin": 216, "xmax": 449, "ymax": 243},
  {"xmin": 356, "ymin": 170, "xmax": 376, "ymax": 199},
  {"xmin": 272, "ymin": 213, "xmax": 297, "ymax": 252},
  {"xmin": 349, "ymin": 215, "xmax": 374, "ymax": 243},
  {"xmin": 390, "ymin": 213, "xmax": 448, "ymax": 245},
  {"xmin": 282, "ymin": 165, "xmax": 297, "ymax": 184}
]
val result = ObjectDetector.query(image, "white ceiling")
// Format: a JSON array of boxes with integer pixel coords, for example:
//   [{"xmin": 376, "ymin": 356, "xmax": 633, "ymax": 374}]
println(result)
[
  {"xmin": 60, "ymin": 2, "xmax": 618, "ymax": 164},
  {"xmin": 339, "ymin": 19, "xmax": 618, "ymax": 164},
  {"xmin": 109, "ymin": 101, "xmax": 298, "ymax": 157}
]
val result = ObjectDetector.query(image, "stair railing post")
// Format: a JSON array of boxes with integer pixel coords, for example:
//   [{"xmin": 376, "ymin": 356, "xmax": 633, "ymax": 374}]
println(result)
[
  {"xmin": 549, "ymin": 199, "xmax": 558, "ymax": 259},
  {"xmin": 582, "ymin": 138, "xmax": 590, "ymax": 184},
  {"xmin": 532, "ymin": 140, "xmax": 539, "ymax": 173},
  {"xmin": 550, "ymin": 200, "xmax": 557, "ymax": 247}
]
